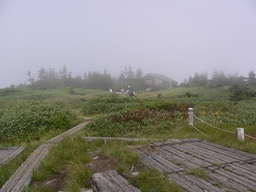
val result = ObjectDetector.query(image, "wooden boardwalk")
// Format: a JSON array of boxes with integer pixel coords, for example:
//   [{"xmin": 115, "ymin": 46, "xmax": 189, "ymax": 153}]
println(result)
[
  {"xmin": 0, "ymin": 147, "xmax": 24, "ymax": 165},
  {"xmin": 0, "ymin": 119, "xmax": 92, "ymax": 192},
  {"xmin": 137, "ymin": 138, "xmax": 256, "ymax": 192}
]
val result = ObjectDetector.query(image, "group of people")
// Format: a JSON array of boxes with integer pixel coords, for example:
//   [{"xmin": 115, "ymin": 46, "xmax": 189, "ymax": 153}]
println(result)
[{"xmin": 110, "ymin": 86, "xmax": 138, "ymax": 99}]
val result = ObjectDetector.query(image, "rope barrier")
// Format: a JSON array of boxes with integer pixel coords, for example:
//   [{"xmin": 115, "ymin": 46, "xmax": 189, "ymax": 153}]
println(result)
[
  {"xmin": 244, "ymin": 133, "xmax": 256, "ymax": 140},
  {"xmin": 191, "ymin": 125, "xmax": 207, "ymax": 136},
  {"xmin": 192, "ymin": 113, "xmax": 256, "ymax": 141},
  {"xmin": 193, "ymin": 114, "xmax": 236, "ymax": 134}
]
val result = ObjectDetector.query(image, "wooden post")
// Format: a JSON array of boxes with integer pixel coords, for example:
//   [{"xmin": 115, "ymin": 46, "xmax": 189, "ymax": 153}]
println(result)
[
  {"xmin": 188, "ymin": 108, "xmax": 193, "ymax": 127},
  {"xmin": 237, "ymin": 128, "xmax": 244, "ymax": 141}
]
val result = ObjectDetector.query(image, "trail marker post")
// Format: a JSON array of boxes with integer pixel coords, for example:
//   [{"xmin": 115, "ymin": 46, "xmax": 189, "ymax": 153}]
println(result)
[
  {"xmin": 237, "ymin": 128, "xmax": 245, "ymax": 141},
  {"xmin": 188, "ymin": 108, "xmax": 194, "ymax": 127}
]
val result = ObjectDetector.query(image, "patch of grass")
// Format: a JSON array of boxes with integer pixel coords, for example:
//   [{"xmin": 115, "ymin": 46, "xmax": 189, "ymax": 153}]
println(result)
[
  {"xmin": 100, "ymin": 141, "xmax": 143, "ymax": 174},
  {"xmin": 27, "ymin": 136, "xmax": 92, "ymax": 191},
  {"xmin": 63, "ymin": 162, "xmax": 93, "ymax": 192},
  {"xmin": 187, "ymin": 168, "xmax": 208, "ymax": 179},
  {"xmin": 130, "ymin": 169, "xmax": 183, "ymax": 192}
]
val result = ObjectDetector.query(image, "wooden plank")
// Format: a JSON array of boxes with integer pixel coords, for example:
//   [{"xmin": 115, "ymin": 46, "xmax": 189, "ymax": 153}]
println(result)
[
  {"xmin": 155, "ymin": 146, "xmax": 210, "ymax": 169},
  {"xmin": 138, "ymin": 149, "xmax": 184, "ymax": 173},
  {"xmin": 168, "ymin": 173, "xmax": 201, "ymax": 192},
  {"xmin": 83, "ymin": 136, "xmax": 156, "ymax": 142},
  {"xmin": 149, "ymin": 139, "xmax": 181, "ymax": 147},
  {"xmin": 157, "ymin": 146, "xmax": 211, "ymax": 168},
  {"xmin": 227, "ymin": 163, "xmax": 256, "ymax": 182},
  {"xmin": 236, "ymin": 162, "xmax": 256, "ymax": 173},
  {"xmin": 153, "ymin": 146, "xmax": 197, "ymax": 170},
  {"xmin": 213, "ymin": 169, "xmax": 256, "ymax": 191},
  {"xmin": 0, "ymin": 146, "xmax": 25, "ymax": 165},
  {"xmin": 150, "ymin": 138, "xmax": 201, "ymax": 147},
  {"xmin": 138, "ymin": 151, "xmax": 168, "ymax": 173},
  {"xmin": 0, "ymin": 150, "xmax": 10, "ymax": 161},
  {"xmin": 192, "ymin": 141, "xmax": 250, "ymax": 161},
  {"xmin": 201, "ymin": 140, "xmax": 256, "ymax": 159},
  {"xmin": 169, "ymin": 144, "xmax": 225, "ymax": 165},
  {"xmin": 91, "ymin": 170, "xmax": 140, "ymax": 192},
  {"xmin": 175, "ymin": 144, "xmax": 236, "ymax": 164},
  {"xmin": 168, "ymin": 172, "xmax": 220, "ymax": 192},
  {"xmin": 207, "ymin": 172, "xmax": 249, "ymax": 192}
]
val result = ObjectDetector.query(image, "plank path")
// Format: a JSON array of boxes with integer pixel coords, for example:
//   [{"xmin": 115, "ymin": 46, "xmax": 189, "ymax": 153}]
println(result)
[
  {"xmin": 137, "ymin": 138, "xmax": 256, "ymax": 192},
  {"xmin": 0, "ymin": 147, "xmax": 25, "ymax": 165},
  {"xmin": 0, "ymin": 119, "xmax": 92, "ymax": 192}
]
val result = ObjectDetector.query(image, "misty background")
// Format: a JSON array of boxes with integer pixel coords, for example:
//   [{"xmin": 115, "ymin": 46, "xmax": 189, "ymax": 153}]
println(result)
[{"xmin": 0, "ymin": 0, "xmax": 256, "ymax": 88}]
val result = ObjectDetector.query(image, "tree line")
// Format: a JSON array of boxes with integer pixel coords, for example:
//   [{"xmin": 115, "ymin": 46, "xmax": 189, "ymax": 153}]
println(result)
[
  {"xmin": 26, "ymin": 66, "xmax": 146, "ymax": 91},
  {"xmin": 180, "ymin": 70, "xmax": 256, "ymax": 88},
  {"xmin": 17, "ymin": 66, "xmax": 256, "ymax": 92}
]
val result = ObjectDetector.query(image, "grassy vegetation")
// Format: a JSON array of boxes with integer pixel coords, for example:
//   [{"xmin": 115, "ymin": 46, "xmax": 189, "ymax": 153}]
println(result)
[
  {"xmin": 0, "ymin": 86, "xmax": 256, "ymax": 191},
  {"xmin": 187, "ymin": 168, "xmax": 208, "ymax": 179}
]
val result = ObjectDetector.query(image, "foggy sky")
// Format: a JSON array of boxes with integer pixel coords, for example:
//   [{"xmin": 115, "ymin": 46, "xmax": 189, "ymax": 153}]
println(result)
[{"xmin": 1, "ymin": 0, "xmax": 256, "ymax": 88}]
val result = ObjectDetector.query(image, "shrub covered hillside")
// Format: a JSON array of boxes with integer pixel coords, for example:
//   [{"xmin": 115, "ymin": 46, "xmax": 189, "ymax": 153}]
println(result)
[
  {"xmin": 83, "ymin": 93, "xmax": 193, "ymax": 138},
  {"xmin": 0, "ymin": 100, "xmax": 80, "ymax": 143}
]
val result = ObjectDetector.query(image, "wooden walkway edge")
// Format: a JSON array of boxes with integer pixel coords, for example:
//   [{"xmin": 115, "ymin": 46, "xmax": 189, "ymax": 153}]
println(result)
[
  {"xmin": 91, "ymin": 170, "xmax": 140, "ymax": 192},
  {"xmin": 0, "ymin": 119, "xmax": 92, "ymax": 192}
]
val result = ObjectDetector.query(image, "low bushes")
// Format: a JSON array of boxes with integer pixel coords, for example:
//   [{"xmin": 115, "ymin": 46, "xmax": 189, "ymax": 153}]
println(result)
[{"xmin": 0, "ymin": 101, "xmax": 80, "ymax": 143}]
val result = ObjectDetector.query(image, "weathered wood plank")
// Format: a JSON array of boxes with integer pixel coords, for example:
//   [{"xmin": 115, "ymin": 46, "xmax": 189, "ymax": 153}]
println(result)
[
  {"xmin": 207, "ymin": 172, "xmax": 249, "ymax": 192},
  {"xmin": 150, "ymin": 138, "xmax": 201, "ymax": 147},
  {"xmin": 158, "ymin": 145, "xmax": 211, "ymax": 168},
  {"xmin": 138, "ymin": 149, "xmax": 184, "ymax": 173},
  {"xmin": 227, "ymin": 163, "xmax": 256, "ymax": 182},
  {"xmin": 192, "ymin": 141, "xmax": 250, "ymax": 161},
  {"xmin": 0, "ymin": 146, "xmax": 25, "ymax": 165},
  {"xmin": 91, "ymin": 170, "xmax": 140, "ymax": 192},
  {"xmin": 168, "ymin": 173, "xmax": 201, "ymax": 192},
  {"xmin": 153, "ymin": 146, "xmax": 198, "ymax": 170},
  {"xmin": 137, "ymin": 151, "xmax": 168, "ymax": 173},
  {"xmin": 201, "ymin": 140, "xmax": 256, "ymax": 159},
  {"xmin": 83, "ymin": 136, "xmax": 156, "ymax": 142},
  {"xmin": 156, "ymin": 146, "xmax": 208, "ymax": 169},
  {"xmin": 238, "ymin": 162, "xmax": 256, "ymax": 172},
  {"xmin": 167, "ymin": 144, "xmax": 224, "ymax": 165},
  {"xmin": 168, "ymin": 173, "xmax": 220, "ymax": 192},
  {"xmin": 212, "ymin": 169, "xmax": 256, "ymax": 191},
  {"xmin": 177, "ymin": 144, "xmax": 237, "ymax": 164},
  {"xmin": 0, "ymin": 147, "xmax": 19, "ymax": 161}
]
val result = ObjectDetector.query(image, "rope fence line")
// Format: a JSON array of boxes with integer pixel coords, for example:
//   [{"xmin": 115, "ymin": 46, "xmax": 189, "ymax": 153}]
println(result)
[
  {"xmin": 193, "ymin": 115, "xmax": 236, "ymax": 134},
  {"xmin": 191, "ymin": 125, "xmax": 207, "ymax": 136},
  {"xmin": 244, "ymin": 133, "xmax": 256, "ymax": 140},
  {"xmin": 187, "ymin": 108, "xmax": 256, "ymax": 141}
]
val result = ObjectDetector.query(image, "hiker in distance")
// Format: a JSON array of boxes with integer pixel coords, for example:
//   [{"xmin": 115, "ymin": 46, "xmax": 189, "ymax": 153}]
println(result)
[{"xmin": 127, "ymin": 86, "xmax": 138, "ymax": 99}]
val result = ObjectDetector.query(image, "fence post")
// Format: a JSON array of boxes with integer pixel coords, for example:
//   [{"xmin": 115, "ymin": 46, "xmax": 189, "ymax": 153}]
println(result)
[
  {"xmin": 237, "ymin": 128, "xmax": 244, "ymax": 141},
  {"xmin": 188, "ymin": 108, "xmax": 193, "ymax": 127}
]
